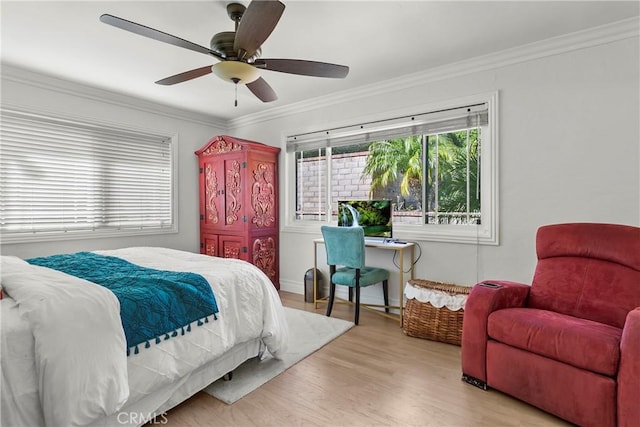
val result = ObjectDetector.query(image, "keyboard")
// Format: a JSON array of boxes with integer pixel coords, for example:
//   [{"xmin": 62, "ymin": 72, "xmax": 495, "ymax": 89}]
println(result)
[{"xmin": 364, "ymin": 238, "xmax": 407, "ymax": 245}]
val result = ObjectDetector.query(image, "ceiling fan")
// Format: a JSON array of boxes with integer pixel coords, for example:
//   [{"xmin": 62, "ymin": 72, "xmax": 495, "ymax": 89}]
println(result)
[{"xmin": 99, "ymin": 0, "xmax": 349, "ymax": 106}]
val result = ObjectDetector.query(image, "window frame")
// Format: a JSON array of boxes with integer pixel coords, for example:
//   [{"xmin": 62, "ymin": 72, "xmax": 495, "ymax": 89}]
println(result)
[
  {"xmin": 0, "ymin": 108, "xmax": 179, "ymax": 244},
  {"xmin": 282, "ymin": 91, "xmax": 499, "ymax": 245}
]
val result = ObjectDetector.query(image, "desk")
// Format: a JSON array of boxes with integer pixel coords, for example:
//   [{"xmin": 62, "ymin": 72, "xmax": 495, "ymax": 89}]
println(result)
[{"xmin": 313, "ymin": 239, "xmax": 415, "ymax": 323}]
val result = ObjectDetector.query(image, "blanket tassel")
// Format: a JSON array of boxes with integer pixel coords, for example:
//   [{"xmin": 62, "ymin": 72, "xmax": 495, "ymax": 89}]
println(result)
[{"xmin": 125, "ymin": 313, "xmax": 221, "ymax": 357}]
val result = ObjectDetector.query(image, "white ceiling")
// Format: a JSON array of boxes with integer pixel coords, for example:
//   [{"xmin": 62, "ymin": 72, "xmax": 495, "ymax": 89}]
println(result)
[{"xmin": 2, "ymin": 1, "xmax": 639, "ymax": 122}]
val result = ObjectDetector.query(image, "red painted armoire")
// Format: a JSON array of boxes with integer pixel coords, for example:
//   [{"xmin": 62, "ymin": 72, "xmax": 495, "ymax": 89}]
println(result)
[{"xmin": 195, "ymin": 135, "xmax": 280, "ymax": 289}]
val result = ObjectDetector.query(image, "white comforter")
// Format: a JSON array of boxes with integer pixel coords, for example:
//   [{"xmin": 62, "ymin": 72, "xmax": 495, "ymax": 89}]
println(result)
[{"xmin": 1, "ymin": 247, "xmax": 288, "ymax": 427}]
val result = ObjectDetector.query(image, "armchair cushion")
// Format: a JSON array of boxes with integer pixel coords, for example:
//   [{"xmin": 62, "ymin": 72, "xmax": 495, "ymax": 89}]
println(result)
[{"xmin": 488, "ymin": 308, "xmax": 622, "ymax": 376}]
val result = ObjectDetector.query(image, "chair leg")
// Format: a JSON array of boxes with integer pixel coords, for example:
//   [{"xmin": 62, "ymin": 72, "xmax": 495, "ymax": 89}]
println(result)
[
  {"xmin": 326, "ymin": 282, "xmax": 336, "ymax": 317},
  {"xmin": 354, "ymin": 285, "xmax": 360, "ymax": 325},
  {"xmin": 354, "ymin": 269, "xmax": 361, "ymax": 325},
  {"xmin": 383, "ymin": 280, "xmax": 389, "ymax": 313},
  {"xmin": 348, "ymin": 287, "xmax": 353, "ymax": 302},
  {"xmin": 326, "ymin": 266, "xmax": 336, "ymax": 318}
]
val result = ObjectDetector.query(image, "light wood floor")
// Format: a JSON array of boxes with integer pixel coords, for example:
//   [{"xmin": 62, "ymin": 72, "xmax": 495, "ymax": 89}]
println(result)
[{"xmin": 160, "ymin": 291, "xmax": 572, "ymax": 427}]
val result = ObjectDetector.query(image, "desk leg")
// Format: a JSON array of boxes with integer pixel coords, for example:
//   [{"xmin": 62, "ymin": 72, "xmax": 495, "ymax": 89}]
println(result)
[
  {"xmin": 398, "ymin": 245, "xmax": 415, "ymax": 326},
  {"xmin": 313, "ymin": 241, "xmax": 318, "ymax": 309},
  {"xmin": 410, "ymin": 245, "xmax": 415, "ymax": 280},
  {"xmin": 399, "ymin": 248, "xmax": 404, "ymax": 325}
]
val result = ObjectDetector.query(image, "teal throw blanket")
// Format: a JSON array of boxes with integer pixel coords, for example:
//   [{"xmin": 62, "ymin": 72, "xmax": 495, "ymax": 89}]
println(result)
[{"xmin": 27, "ymin": 252, "xmax": 219, "ymax": 356}]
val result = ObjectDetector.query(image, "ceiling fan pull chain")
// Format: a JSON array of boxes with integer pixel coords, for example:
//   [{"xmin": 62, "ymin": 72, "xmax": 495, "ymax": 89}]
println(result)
[{"xmin": 232, "ymin": 77, "xmax": 240, "ymax": 107}]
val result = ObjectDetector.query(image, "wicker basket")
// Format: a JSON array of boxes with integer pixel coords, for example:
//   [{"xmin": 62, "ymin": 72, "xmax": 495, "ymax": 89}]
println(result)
[{"xmin": 402, "ymin": 279, "xmax": 471, "ymax": 346}]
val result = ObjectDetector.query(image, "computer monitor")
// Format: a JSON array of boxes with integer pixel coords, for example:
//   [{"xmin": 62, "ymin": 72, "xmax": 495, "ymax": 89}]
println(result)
[{"xmin": 337, "ymin": 200, "xmax": 392, "ymax": 239}]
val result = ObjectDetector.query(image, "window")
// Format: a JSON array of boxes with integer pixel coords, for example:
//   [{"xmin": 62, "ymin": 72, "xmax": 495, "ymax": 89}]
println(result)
[
  {"xmin": 285, "ymin": 92, "xmax": 498, "ymax": 244},
  {"xmin": 295, "ymin": 147, "xmax": 328, "ymax": 221},
  {"xmin": 0, "ymin": 109, "xmax": 176, "ymax": 243}
]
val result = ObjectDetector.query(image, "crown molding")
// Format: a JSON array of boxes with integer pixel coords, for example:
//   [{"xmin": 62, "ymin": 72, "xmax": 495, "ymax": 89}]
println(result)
[
  {"xmin": 0, "ymin": 62, "xmax": 228, "ymax": 129},
  {"xmin": 228, "ymin": 16, "xmax": 639, "ymax": 130}
]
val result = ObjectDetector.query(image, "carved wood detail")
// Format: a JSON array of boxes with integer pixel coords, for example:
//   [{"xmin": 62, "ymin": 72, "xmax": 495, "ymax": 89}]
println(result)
[
  {"xmin": 253, "ymin": 237, "xmax": 276, "ymax": 281},
  {"xmin": 205, "ymin": 241, "xmax": 216, "ymax": 256},
  {"xmin": 224, "ymin": 246, "xmax": 240, "ymax": 259},
  {"xmin": 201, "ymin": 137, "xmax": 241, "ymax": 155},
  {"xmin": 205, "ymin": 164, "xmax": 219, "ymax": 224},
  {"xmin": 226, "ymin": 160, "xmax": 241, "ymax": 225},
  {"xmin": 251, "ymin": 163, "xmax": 276, "ymax": 228}
]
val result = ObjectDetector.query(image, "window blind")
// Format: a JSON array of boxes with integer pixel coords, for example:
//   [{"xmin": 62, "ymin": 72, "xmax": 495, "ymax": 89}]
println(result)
[
  {"xmin": 286, "ymin": 103, "xmax": 488, "ymax": 153},
  {"xmin": 0, "ymin": 109, "xmax": 173, "ymax": 237}
]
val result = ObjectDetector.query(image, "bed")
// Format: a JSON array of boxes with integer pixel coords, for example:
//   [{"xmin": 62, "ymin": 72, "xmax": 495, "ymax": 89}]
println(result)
[{"xmin": 0, "ymin": 247, "xmax": 289, "ymax": 427}]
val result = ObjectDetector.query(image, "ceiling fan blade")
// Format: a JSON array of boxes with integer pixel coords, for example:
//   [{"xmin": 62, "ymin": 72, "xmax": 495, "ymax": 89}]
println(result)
[
  {"xmin": 155, "ymin": 66, "xmax": 213, "ymax": 85},
  {"xmin": 246, "ymin": 77, "xmax": 278, "ymax": 103},
  {"xmin": 100, "ymin": 14, "xmax": 223, "ymax": 60},
  {"xmin": 234, "ymin": 0, "xmax": 285, "ymax": 60},
  {"xmin": 254, "ymin": 59, "xmax": 349, "ymax": 78}
]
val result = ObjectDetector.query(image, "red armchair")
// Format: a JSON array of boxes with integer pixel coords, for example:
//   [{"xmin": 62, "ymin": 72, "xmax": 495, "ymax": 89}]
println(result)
[{"xmin": 461, "ymin": 223, "xmax": 640, "ymax": 427}]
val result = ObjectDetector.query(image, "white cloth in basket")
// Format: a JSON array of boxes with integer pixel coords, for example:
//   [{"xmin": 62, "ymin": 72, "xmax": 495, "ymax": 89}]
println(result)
[{"xmin": 404, "ymin": 282, "xmax": 469, "ymax": 311}]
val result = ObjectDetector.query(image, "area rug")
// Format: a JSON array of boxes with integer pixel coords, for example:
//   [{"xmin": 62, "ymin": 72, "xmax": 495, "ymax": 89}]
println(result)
[{"xmin": 204, "ymin": 306, "xmax": 354, "ymax": 404}]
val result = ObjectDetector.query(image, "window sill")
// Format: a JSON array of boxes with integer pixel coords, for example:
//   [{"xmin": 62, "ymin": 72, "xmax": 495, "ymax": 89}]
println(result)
[{"xmin": 282, "ymin": 222, "xmax": 498, "ymax": 245}]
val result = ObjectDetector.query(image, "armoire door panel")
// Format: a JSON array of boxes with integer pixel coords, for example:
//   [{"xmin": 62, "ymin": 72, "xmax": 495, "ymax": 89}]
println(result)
[
  {"xmin": 251, "ymin": 234, "xmax": 278, "ymax": 286},
  {"xmin": 201, "ymin": 160, "xmax": 224, "ymax": 229},
  {"xmin": 248, "ymin": 158, "xmax": 278, "ymax": 231},
  {"xmin": 201, "ymin": 234, "xmax": 219, "ymax": 257},
  {"xmin": 219, "ymin": 235, "xmax": 249, "ymax": 261},
  {"xmin": 222, "ymin": 154, "xmax": 245, "ymax": 232}
]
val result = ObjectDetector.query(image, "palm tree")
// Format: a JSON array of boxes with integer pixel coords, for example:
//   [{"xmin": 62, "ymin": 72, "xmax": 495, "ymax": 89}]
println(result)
[
  {"xmin": 361, "ymin": 135, "xmax": 422, "ymax": 197},
  {"xmin": 434, "ymin": 131, "xmax": 480, "ymax": 214},
  {"xmin": 362, "ymin": 130, "xmax": 480, "ymax": 219}
]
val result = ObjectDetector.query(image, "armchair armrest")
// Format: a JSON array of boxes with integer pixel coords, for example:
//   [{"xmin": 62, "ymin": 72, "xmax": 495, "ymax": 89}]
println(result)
[
  {"xmin": 618, "ymin": 307, "xmax": 640, "ymax": 427},
  {"xmin": 461, "ymin": 281, "xmax": 531, "ymax": 385}
]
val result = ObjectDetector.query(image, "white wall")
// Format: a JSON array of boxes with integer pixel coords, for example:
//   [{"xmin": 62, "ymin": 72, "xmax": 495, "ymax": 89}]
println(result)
[
  {"xmin": 0, "ymin": 67, "xmax": 227, "ymax": 259},
  {"xmin": 230, "ymin": 33, "xmax": 640, "ymax": 305}
]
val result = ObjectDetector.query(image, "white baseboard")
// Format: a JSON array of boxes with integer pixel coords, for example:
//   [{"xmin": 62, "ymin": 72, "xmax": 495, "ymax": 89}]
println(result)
[{"xmin": 279, "ymin": 278, "xmax": 304, "ymax": 295}]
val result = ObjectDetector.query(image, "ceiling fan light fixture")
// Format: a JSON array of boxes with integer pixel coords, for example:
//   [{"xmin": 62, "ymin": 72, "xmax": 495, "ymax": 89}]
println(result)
[
  {"xmin": 101, "ymin": 0, "xmax": 348, "ymax": 105},
  {"xmin": 212, "ymin": 61, "xmax": 260, "ymax": 84}
]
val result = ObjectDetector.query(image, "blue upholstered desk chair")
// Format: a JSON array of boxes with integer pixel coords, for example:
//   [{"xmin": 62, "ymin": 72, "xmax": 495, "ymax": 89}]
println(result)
[{"xmin": 320, "ymin": 225, "xmax": 390, "ymax": 325}]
